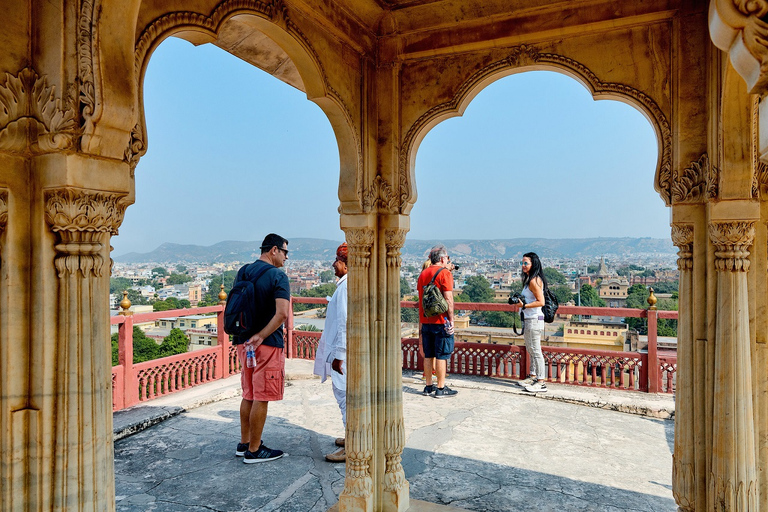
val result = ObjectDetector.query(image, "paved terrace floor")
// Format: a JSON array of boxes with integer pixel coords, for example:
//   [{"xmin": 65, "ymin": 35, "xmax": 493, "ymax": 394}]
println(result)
[{"xmin": 113, "ymin": 360, "xmax": 676, "ymax": 512}]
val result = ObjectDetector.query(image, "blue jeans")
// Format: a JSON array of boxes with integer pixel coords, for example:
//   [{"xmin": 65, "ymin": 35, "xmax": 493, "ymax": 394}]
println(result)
[{"xmin": 421, "ymin": 323, "xmax": 455, "ymax": 360}]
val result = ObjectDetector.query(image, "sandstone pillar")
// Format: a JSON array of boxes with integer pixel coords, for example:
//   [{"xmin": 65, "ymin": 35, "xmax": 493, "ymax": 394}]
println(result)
[
  {"xmin": 339, "ymin": 221, "xmax": 376, "ymax": 512},
  {"xmin": 381, "ymin": 221, "xmax": 409, "ymax": 512},
  {"xmin": 708, "ymin": 220, "xmax": 758, "ymax": 510}
]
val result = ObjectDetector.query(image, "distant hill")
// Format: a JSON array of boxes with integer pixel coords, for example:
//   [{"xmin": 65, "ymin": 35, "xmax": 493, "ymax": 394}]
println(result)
[{"xmin": 115, "ymin": 237, "xmax": 675, "ymax": 264}]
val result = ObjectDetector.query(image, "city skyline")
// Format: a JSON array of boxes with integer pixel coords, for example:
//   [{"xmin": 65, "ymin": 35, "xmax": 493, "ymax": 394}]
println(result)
[{"xmin": 112, "ymin": 37, "xmax": 668, "ymax": 256}]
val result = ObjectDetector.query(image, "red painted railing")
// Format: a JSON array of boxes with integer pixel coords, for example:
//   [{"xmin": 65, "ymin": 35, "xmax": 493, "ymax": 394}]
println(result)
[{"xmin": 111, "ymin": 297, "xmax": 677, "ymax": 411}]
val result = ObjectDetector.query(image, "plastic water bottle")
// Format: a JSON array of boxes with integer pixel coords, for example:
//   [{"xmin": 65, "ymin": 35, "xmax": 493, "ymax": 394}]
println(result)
[
  {"xmin": 246, "ymin": 345, "xmax": 256, "ymax": 368},
  {"xmin": 443, "ymin": 318, "xmax": 454, "ymax": 335}
]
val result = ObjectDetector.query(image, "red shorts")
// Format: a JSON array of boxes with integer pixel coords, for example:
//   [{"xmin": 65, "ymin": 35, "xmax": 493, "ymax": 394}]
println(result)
[{"xmin": 237, "ymin": 344, "xmax": 285, "ymax": 402}]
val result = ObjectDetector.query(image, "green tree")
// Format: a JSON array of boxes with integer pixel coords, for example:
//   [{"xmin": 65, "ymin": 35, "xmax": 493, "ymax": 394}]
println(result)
[
  {"xmin": 111, "ymin": 326, "xmax": 160, "ymax": 364},
  {"xmin": 625, "ymin": 284, "xmax": 649, "ymax": 309},
  {"xmin": 151, "ymin": 267, "xmax": 168, "ymax": 278},
  {"xmin": 206, "ymin": 270, "xmax": 238, "ymax": 303},
  {"xmin": 401, "ymin": 307, "xmax": 419, "ymax": 323},
  {"xmin": 482, "ymin": 311, "xmax": 520, "ymax": 328},
  {"xmin": 543, "ymin": 267, "xmax": 566, "ymax": 285},
  {"xmin": 159, "ymin": 328, "xmax": 189, "ymax": 357},
  {"xmin": 320, "ymin": 270, "xmax": 334, "ymax": 283},
  {"xmin": 551, "ymin": 285, "xmax": 573, "ymax": 305},
  {"xmin": 577, "ymin": 284, "xmax": 605, "ymax": 307},
  {"xmin": 404, "ymin": 265, "xmax": 417, "ymax": 273},
  {"xmin": 462, "ymin": 275, "xmax": 494, "ymax": 303},
  {"xmin": 125, "ymin": 288, "xmax": 149, "ymax": 306},
  {"xmin": 110, "ymin": 277, "xmax": 133, "ymax": 295},
  {"xmin": 166, "ymin": 273, "xmax": 192, "ymax": 285},
  {"xmin": 176, "ymin": 264, "xmax": 187, "ymax": 273},
  {"xmin": 400, "ymin": 277, "xmax": 411, "ymax": 298},
  {"xmin": 293, "ymin": 283, "xmax": 338, "ymax": 312}
]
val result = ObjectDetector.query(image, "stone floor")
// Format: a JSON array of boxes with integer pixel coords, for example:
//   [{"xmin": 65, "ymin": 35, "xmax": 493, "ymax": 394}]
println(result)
[{"xmin": 113, "ymin": 360, "xmax": 676, "ymax": 511}]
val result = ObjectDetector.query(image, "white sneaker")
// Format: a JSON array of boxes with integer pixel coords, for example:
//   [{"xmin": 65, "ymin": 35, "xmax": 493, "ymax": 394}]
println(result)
[
  {"xmin": 524, "ymin": 381, "xmax": 548, "ymax": 393},
  {"xmin": 518, "ymin": 376, "xmax": 536, "ymax": 387}
]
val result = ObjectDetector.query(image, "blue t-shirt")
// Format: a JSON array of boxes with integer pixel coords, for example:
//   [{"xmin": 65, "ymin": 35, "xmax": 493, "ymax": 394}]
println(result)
[{"xmin": 233, "ymin": 260, "xmax": 291, "ymax": 348}]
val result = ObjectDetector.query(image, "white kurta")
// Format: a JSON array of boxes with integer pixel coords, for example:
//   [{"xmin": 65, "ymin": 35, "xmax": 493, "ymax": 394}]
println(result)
[{"xmin": 313, "ymin": 274, "xmax": 348, "ymax": 427}]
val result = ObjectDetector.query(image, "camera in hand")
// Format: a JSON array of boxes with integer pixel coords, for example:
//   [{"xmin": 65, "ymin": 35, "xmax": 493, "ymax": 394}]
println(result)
[
  {"xmin": 452, "ymin": 263, "xmax": 460, "ymax": 270},
  {"xmin": 508, "ymin": 292, "xmax": 527, "ymax": 306}
]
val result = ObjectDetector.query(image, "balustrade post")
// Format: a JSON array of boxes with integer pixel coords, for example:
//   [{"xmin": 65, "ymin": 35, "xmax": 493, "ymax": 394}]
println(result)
[
  {"xmin": 118, "ymin": 315, "xmax": 138, "ymax": 407},
  {"xmin": 217, "ymin": 307, "xmax": 229, "ymax": 377},
  {"xmin": 287, "ymin": 296, "xmax": 294, "ymax": 359},
  {"xmin": 647, "ymin": 309, "xmax": 659, "ymax": 393}
]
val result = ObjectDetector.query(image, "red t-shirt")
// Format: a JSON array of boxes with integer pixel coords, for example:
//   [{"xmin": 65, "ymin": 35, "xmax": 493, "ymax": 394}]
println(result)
[{"xmin": 417, "ymin": 265, "xmax": 453, "ymax": 324}]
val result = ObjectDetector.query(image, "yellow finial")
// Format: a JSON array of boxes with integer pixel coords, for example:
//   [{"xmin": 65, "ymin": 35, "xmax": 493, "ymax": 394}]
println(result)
[
  {"xmin": 647, "ymin": 287, "xmax": 658, "ymax": 310},
  {"xmin": 218, "ymin": 284, "xmax": 227, "ymax": 305},
  {"xmin": 119, "ymin": 290, "xmax": 133, "ymax": 316}
]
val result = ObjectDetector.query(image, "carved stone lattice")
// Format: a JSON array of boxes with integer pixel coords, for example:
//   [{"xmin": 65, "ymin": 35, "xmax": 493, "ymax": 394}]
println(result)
[
  {"xmin": 0, "ymin": 68, "xmax": 78, "ymax": 154},
  {"xmin": 670, "ymin": 224, "xmax": 694, "ymax": 271},
  {"xmin": 709, "ymin": 221, "xmax": 755, "ymax": 272},
  {"xmin": 672, "ymin": 154, "xmax": 718, "ymax": 203},
  {"xmin": 399, "ymin": 44, "xmax": 673, "ymax": 209},
  {"xmin": 44, "ymin": 189, "xmax": 128, "ymax": 278}
]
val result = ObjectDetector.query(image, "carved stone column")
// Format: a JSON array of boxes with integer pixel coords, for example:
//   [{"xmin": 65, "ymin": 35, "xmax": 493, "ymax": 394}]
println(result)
[
  {"xmin": 671, "ymin": 224, "xmax": 696, "ymax": 511},
  {"xmin": 707, "ymin": 221, "xmax": 758, "ymax": 510},
  {"xmin": 382, "ymin": 227, "xmax": 409, "ymax": 512},
  {"xmin": 43, "ymin": 187, "xmax": 127, "ymax": 511},
  {"xmin": 339, "ymin": 226, "xmax": 375, "ymax": 512}
]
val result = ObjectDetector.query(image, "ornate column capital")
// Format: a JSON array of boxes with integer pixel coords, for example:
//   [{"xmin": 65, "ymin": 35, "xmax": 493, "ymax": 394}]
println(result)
[
  {"xmin": 671, "ymin": 224, "xmax": 694, "ymax": 271},
  {"xmin": 710, "ymin": 0, "xmax": 768, "ymax": 94},
  {"xmin": 346, "ymin": 227, "xmax": 375, "ymax": 268},
  {"xmin": 708, "ymin": 221, "xmax": 755, "ymax": 272},
  {"xmin": 44, "ymin": 188, "xmax": 128, "ymax": 277},
  {"xmin": 672, "ymin": 154, "xmax": 718, "ymax": 204},
  {"xmin": 384, "ymin": 228, "xmax": 407, "ymax": 268}
]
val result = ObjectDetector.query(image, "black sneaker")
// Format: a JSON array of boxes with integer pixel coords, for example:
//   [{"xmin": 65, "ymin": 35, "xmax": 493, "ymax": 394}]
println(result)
[
  {"xmin": 235, "ymin": 442, "xmax": 249, "ymax": 457},
  {"xmin": 243, "ymin": 444, "xmax": 284, "ymax": 464},
  {"xmin": 434, "ymin": 386, "xmax": 458, "ymax": 398},
  {"xmin": 422, "ymin": 384, "xmax": 436, "ymax": 396}
]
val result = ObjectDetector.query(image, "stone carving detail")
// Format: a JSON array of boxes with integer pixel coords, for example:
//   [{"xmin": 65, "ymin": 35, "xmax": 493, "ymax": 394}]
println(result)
[
  {"xmin": 0, "ymin": 68, "xmax": 77, "ymax": 154},
  {"xmin": 0, "ymin": 190, "xmax": 8, "ymax": 234},
  {"xmin": 44, "ymin": 189, "xmax": 128, "ymax": 278},
  {"xmin": 384, "ymin": 228, "xmax": 407, "ymax": 268},
  {"xmin": 756, "ymin": 161, "xmax": 768, "ymax": 197},
  {"xmin": 363, "ymin": 175, "xmax": 399, "ymax": 213},
  {"xmin": 383, "ymin": 418, "xmax": 407, "ymax": 492},
  {"xmin": 346, "ymin": 228, "xmax": 375, "ymax": 267},
  {"xmin": 343, "ymin": 423, "xmax": 374, "ymax": 497},
  {"xmin": 708, "ymin": 221, "xmax": 755, "ymax": 272},
  {"xmin": 124, "ymin": 124, "xmax": 145, "ymax": 173},
  {"xmin": 671, "ymin": 225, "xmax": 694, "ymax": 271},
  {"xmin": 672, "ymin": 154, "xmax": 718, "ymax": 203},
  {"xmin": 78, "ymin": 0, "xmax": 98, "ymax": 137},
  {"xmin": 399, "ymin": 45, "xmax": 673, "ymax": 209},
  {"xmin": 711, "ymin": 0, "xmax": 768, "ymax": 93}
]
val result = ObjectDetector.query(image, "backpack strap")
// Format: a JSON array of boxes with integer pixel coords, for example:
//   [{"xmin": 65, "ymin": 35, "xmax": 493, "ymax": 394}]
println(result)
[
  {"xmin": 241, "ymin": 261, "xmax": 274, "ymax": 286},
  {"xmin": 428, "ymin": 267, "xmax": 445, "ymax": 285}
]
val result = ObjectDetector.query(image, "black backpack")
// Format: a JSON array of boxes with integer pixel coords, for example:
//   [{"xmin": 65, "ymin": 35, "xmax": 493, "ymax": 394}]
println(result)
[
  {"xmin": 223, "ymin": 262, "xmax": 273, "ymax": 340},
  {"xmin": 542, "ymin": 285, "xmax": 559, "ymax": 323}
]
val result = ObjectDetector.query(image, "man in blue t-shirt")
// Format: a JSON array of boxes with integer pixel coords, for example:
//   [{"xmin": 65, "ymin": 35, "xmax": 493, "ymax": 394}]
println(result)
[{"xmin": 233, "ymin": 233, "xmax": 291, "ymax": 464}]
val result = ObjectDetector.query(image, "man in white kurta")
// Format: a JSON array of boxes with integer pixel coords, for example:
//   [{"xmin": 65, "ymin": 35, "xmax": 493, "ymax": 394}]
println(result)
[{"xmin": 313, "ymin": 243, "xmax": 348, "ymax": 462}]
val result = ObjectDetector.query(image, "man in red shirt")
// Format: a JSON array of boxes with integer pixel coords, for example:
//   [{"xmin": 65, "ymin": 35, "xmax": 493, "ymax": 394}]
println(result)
[{"xmin": 417, "ymin": 245, "xmax": 458, "ymax": 398}]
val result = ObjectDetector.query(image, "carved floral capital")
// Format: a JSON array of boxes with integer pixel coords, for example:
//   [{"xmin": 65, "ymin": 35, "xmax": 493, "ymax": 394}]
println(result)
[
  {"xmin": 671, "ymin": 224, "xmax": 694, "ymax": 271},
  {"xmin": 346, "ymin": 228, "xmax": 375, "ymax": 268},
  {"xmin": 44, "ymin": 188, "xmax": 129, "ymax": 277},
  {"xmin": 362, "ymin": 175, "xmax": 399, "ymax": 213},
  {"xmin": 0, "ymin": 68, "xmax": 77, "ymax": 155},
  {"xmin": 384, "ymin": 228, "xmax": 407, "ymax": 268},
  {"xmin": 708, "ymin": 221, "xmax": 755, "ymax": 272}
]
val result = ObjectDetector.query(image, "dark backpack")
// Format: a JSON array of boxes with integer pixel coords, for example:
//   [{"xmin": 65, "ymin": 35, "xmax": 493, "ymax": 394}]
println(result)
[
  {"xmin": 223, "ymin": 262, "xmax": 273, "ymax": 339},
  {"xmin": 422, "ymin": 267, "xmax": 449, "ymax": 317},
  {"xmin": 542, "ymin": 285, "xmax": 559, "ymax": 323}
]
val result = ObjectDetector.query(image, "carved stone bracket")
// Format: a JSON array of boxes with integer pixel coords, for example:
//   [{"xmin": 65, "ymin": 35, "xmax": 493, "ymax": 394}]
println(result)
[
  {"xmin": 78, "ymin": 0, "xmax": 98, "ymax": 140},
  {"xmin": 363, "ymin": 175, "xmax": 399, "ymax": 214},
  {"xmin": 399, "ymin": 44, "xmax": 673, "ymax": 209},
  {"xmin": 710, "ymin": 0, "xmax": 768, "ymax": 94},
  {"xmin": 671, "ymin": 224, "xmax": 694, "ymax": 271},
  {"xmin": 123, "ymin": 124, "xmax": 145, "ymax": 173},
  {"xmin": 672, "ymin": 154, "xmax": 719, "ymax": 203},
  {"xmin": 708, "ymin": 221, "xmax": 755, "ymax": 271},
  {"xmin": 44, "ymin": 188, "xmax": 129, "ymax": 278},
  {"xmin": 0, "ymin": 68, "xmax": 78, "ymax": 155},
  {"xmin": 0, "ymin": 190, "xmax": 8, "ymax": 235}
]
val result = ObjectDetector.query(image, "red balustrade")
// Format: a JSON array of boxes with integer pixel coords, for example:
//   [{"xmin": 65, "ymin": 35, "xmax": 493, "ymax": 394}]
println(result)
[{"xmin": 111, "ymin": 296, "xmax": 677, "ymax": 412}]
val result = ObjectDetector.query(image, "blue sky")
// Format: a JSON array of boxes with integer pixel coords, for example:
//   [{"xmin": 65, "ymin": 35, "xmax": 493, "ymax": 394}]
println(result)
[{"xmin": 112, "ymin": 37, "xmax": 667, "ymax": 256}]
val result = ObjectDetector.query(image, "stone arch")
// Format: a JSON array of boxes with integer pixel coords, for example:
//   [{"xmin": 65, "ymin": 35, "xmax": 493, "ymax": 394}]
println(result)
[
  {"xmin": 399, "ymin": 44, "xmax": 672, "ymax": 213},
  {"xmin": 129, "ymin": 0, "xmax": 361, "ymax": 207}
]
